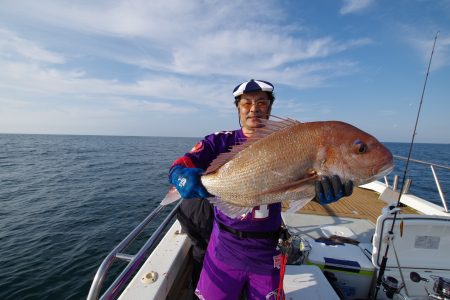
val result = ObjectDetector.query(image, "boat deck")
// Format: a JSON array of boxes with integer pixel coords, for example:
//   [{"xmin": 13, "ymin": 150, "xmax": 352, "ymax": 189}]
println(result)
[
  {"xmin": 283, "ymin": 187, "xmax": 419, "ymax": 224},
  {"xmin": 282, "ymin": 186, "xmax": 420, "ymax": 244}
]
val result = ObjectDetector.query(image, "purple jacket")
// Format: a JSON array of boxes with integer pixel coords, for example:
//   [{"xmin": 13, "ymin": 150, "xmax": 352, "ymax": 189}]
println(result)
[{"xmin": 171, "ymin": 129, "xmax": 282, "ymax": 272}]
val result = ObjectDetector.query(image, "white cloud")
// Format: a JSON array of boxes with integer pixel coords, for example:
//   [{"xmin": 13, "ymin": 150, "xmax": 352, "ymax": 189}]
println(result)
[
  {"xmin": 417, "ymin": 33, "xmax": 450, "ymax": 70},
  {"xmin": 115, "ymin": 98, "xmax": 197, "ymax": 114},
  {"xmin": 0, "ymin": 55, "xmax": 230, "ymax": 112},
  {"xmin": 171, "ymin": 32, "xmax": 371, "ymax": 76},
  {"xmin": 0, "ymin": 1, "xmax": 278, "ymax": 41},
  {"xmin": 0, "ymin": 1, "xmax": 370, "ymax": 83},
  {"xmin": 399, "ymin": 27, "xmax": 450, "ymax": 71},
  {"xmin": 340, "ymin": 0, "xmax": 374, "ymax": 15},
  {"xmin": 0, "ymin": 0, "xmax": 375, "ymax": 136},
  {"xmin": 434, "ymin": 35, "xmax": 450, "ymax": 69},
  {"xmin": 0, "ymin": 28, "xmax": 65, "ymax": 64},
  {"xmin": 0, "ymin": 11, "xmax": 371, "ymax": 109},
  {"xmin": 0, "ymin": 0, "xmax": 450, "ymax": 142}
]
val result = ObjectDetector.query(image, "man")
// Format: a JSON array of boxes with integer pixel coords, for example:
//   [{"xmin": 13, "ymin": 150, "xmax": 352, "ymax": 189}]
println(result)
[{"xmin": 169, "ymin": 79, "xmax": 353, "ymax": 299}]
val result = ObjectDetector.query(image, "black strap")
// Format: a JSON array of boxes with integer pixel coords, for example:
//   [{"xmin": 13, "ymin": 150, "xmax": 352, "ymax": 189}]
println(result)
[{"xmin": 217, "ymin": 221, "xmax": 281, "ymax": 239}]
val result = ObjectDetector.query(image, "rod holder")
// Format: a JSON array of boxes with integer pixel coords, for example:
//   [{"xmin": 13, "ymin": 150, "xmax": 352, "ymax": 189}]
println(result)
[
  {"xmin": 402, "ymin": 178, "xmax": 412, "ymax": 194},
  {"xmin": 392, "ymin": 175, "xmax": 399, "ymax": 191}
]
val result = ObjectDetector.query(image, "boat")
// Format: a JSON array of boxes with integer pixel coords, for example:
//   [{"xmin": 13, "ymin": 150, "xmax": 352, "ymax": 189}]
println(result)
[{"xmin": 87, "ymin": 155, "xmax": 450, "ymax": 300}]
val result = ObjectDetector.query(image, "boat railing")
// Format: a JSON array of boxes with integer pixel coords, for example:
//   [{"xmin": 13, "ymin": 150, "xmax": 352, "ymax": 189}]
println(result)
[
  {"xmin": 387, "ymin": 155, "xmax": 449, "ymax": 212},
  {"xmin": 87, "ymin": 156, "xmax": 449, "ymax": 299},
  {"xmin": 87, "ymin": 200, "xmax": 182, "ymax": 300}
]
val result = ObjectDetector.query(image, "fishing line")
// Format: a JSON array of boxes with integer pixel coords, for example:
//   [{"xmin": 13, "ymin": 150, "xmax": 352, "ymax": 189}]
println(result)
[{"xmin": 373, "ymin": 31, "xmax": 440, "ymax": 299}]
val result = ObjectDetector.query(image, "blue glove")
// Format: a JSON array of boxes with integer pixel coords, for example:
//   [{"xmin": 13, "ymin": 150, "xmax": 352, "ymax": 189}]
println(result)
[
  {"xmin": 315, "ymin": 175, "xmax": 353, "ymax": 204},
  {"xmin": 169, "ymin": 165, "xmax": 211, "ymax": 199}
]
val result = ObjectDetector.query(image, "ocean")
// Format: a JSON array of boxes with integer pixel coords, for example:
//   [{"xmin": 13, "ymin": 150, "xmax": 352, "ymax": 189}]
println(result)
[{"xmin": 0, "ymin": 134, "xmax": 449, "ymax": 300}]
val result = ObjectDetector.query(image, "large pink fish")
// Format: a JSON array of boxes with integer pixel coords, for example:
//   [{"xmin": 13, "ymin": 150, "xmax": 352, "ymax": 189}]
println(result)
[{"xmin": 163, "ymin": 118, "xmax": 393, "ymax": 218}]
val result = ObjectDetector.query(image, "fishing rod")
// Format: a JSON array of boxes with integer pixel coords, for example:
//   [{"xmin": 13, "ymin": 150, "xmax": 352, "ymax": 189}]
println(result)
[{"xmin": 373, "ymin": 31, "xmax": 440, "ymax": 299}]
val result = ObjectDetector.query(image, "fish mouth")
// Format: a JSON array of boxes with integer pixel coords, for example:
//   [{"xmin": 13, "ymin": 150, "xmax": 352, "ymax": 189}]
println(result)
[
  {"xmin": 360, "ymin": 164, "xmax": 393, "ymax": 185},
  {"xmin": 372, "ymin": 163, "xmax": 394, "ymax": 179}
]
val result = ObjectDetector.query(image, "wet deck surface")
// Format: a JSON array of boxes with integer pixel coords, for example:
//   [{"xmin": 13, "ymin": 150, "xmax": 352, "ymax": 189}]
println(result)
[{"xmin": 284, "ymin": 187, "xmax": 418, "ymax": 224}]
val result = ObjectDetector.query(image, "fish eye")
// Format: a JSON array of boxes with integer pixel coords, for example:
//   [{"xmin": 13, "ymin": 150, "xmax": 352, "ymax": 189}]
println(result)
[
  {"xmin": 353, "ymin": 140, "xmax": 368, "ymax": 154},
  {"xmin": 358, "ymin": 143, "xmax": 368, "ymax": 153}
]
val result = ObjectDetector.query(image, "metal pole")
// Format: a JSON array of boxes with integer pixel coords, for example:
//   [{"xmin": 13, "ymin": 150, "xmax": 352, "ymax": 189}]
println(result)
[
  {"xmin": 402, "ymin": 178, "xmax": 412, "ymax": 194},
  {"xmin": 393, "ymin": 175, "xmax": 399, "ymax": 191},
  {"xmin": 101, "ymin": 200, "xmax": 182, "ymax": 300},
  {"xmin": 87, "ymin": 204, "xmax": 165, "ymax": 300},
  {"xmin": 373, "ymin": 31, "xmax": 439, "ymax": 299},
  {"xmin": 431, "ymin": 165, "xmax": 448, "ymax": 212}
]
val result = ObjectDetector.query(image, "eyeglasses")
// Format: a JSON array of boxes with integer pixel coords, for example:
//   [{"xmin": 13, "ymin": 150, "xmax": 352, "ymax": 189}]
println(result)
[{"xmin": 239, "ymin": 98, "xmax": 271, "ymax": 110}]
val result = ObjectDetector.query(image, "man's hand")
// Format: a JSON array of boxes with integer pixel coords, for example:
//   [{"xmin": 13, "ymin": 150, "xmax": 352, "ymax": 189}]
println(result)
[
  {"xmin": 315, "ymin": 175, "xmax": 353, "ymax": 205},
  {"xmin": 169, "ymin": 166, "xmax": 211, "ymax": 199}
]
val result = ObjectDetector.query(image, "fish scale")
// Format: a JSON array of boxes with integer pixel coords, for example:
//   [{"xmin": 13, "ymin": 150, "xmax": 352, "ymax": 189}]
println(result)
[{"xmin": 203, "ymin": 124, "xmax": 317, "ymax": 197}]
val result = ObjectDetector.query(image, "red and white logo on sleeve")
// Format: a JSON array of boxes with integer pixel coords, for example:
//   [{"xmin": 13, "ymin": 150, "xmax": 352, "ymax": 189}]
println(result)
[{"xmin": 190, "ymin": 141, "xmax": 204, "ymax": 153}]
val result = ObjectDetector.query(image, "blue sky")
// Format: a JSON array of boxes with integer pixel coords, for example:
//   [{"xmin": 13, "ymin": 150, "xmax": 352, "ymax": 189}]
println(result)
[{"xmin": 0, "ymin": 0, "xmax": 449, "ymax": 143}]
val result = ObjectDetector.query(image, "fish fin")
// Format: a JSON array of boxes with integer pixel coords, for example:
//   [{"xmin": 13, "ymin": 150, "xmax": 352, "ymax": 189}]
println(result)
[
  {"xmin": 256, "ymin": 173, "xmax": 318, "ymax": 196},
  {"xmin": 204, "ymin": 116, "xmax": 301, "ymax": 174},
  {"xmin": 204, "ymin": 152, "xmax": 237, "ymax": 174},
  {"xmin": 208, "ymin": 197, "xmax": 253, "ymax": 218},
  {"xmin": 286, "ymin": 197, "xmax": 315, "ymax": 213},
  {"xmin": 161, "ymin": 186, "xmax": 182, "ymax": 206},
  {"xmin": 262, "ymin": 115, "xmax": 302, "ymax": 131}
]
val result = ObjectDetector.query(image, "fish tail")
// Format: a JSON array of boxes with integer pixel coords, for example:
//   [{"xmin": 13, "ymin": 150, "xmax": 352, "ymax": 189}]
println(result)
[
  {"xmin": 161, "ymin": 186, "xmax": 182, "ymax": 206},
  {"xmin": 286, "ymin": 197, "xmax": 314, "ymax": 213},
  {"xmin": 209, "ymin": 197, "xmax": 253, "ymax": 218}
]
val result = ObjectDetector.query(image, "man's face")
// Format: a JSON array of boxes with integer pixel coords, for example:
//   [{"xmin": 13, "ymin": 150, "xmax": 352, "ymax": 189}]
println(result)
[{"xmin": 237, "ymin": 91, "xmax": 271, "ymax": 135}]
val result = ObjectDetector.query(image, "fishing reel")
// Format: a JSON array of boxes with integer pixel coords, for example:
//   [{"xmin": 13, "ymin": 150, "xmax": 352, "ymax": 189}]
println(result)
[
  {"xmin": 381, "ymin": 275, "xmax": 405, "ymax": 299},
  {"xmin": 410, "ymin": 272, "xmax": 450, "ymax": 300},
  {"xmin": 433, "ymin": 276, "xmax": 450, "ymax": 299},
  {"xmin": 286, "ymin": 235, "xmax": 311, "ymax": 265},
  {"xmin": 276, "ymin": 230, "xmax": 311, "ymax": 265}
]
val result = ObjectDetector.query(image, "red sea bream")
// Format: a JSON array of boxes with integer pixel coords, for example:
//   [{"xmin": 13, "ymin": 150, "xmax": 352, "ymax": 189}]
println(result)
[{"xmin": 163, "ymin": 118, "xmax": 394, "ymax": 218}]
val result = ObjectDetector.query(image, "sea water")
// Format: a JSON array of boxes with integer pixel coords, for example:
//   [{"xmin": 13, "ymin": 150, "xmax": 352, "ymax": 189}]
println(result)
[{"xmin": 0, "ymin": 134, "xmax": 448, "ymax": 300}]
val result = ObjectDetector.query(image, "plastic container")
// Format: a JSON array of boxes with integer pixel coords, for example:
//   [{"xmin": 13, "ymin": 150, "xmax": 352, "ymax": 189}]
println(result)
[
  {"xmin": 283, "ymin": 265, "xmax": 340, "ymax": 299},
  {"xmin": 306, "ymin": 238, "xmax": 375, "ymax": 299}
]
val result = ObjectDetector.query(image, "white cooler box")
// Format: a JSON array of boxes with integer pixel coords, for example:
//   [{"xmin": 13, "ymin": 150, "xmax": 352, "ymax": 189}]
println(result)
[
  {"xmin": 306, "ymin": 238, "xmax": 375, "ymax": 299},
  {"xmin": 283, "ymin": 265, "xmax": 340, "ymax": 299}
]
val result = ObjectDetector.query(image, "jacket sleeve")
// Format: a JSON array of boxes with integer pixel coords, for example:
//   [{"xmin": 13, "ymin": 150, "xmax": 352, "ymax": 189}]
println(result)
[{"xmin": 169, "ymin": 137, "xmax": 216, "ymax": 173}]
